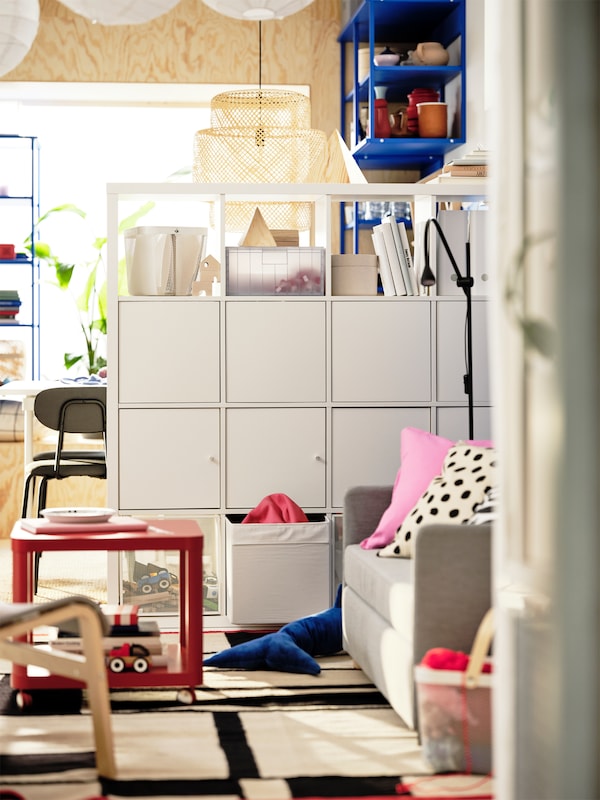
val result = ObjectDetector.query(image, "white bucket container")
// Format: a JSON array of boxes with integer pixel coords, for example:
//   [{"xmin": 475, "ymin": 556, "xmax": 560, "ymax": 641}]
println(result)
[{"xmin": 124, "ymin": 226, "xmax": 208, "ymax": 296}]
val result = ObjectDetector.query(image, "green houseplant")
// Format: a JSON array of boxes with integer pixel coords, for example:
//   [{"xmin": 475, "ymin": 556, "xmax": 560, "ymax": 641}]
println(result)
[{"xmin": 25, "ymin": 202, "xmax": 154, "ymax": 375}]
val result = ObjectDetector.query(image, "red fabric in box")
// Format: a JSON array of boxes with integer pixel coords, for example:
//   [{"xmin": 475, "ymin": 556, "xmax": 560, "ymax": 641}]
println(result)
[{"xmin": 242, "ymin": 493, "xmax": 308, "ymax": 524}]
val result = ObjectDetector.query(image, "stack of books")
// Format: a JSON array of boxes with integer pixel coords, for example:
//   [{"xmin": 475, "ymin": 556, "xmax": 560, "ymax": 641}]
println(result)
[
  {"xmin": 48, "ymin": 603, "xmax": 164, "ymax": 658},
  {"xmin": 0, "ymin": 290, "xmax": 21, "ymax": 322},
  {"xmin": 442, "ymin": 149, "xmax": 489, "ymax": 178},
  {"xmin": 371, "ymin": 216, "xmax": 419, "ymax": 296}
]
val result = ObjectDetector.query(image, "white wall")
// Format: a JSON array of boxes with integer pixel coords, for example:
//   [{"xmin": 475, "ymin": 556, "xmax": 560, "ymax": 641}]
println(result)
[{"xmin": 464, "ymin": 0, "xmax": 488, "ymax": 153}]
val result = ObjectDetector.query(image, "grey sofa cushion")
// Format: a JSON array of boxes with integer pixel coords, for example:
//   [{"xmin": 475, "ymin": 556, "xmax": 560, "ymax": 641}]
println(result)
[
  {"xmin": 342, "ymin": 584, "xmax": 416, "ymax": 729},
  {"xmin": 344, "ymin": 545, "xmax": 414, "ymax": 641},
  {"xmin": 342, "ymin": 485, "xmax": 392, "ymax": 548},
  {"xmin": 413, "ymin": 523, "xmax": 492, "ymax": 663}
]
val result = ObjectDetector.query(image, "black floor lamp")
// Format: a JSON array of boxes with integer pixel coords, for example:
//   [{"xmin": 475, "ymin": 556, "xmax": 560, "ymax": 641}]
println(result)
[{"xmin": 420, "ymin": 216, "xmax": 474, "ymax": 440}]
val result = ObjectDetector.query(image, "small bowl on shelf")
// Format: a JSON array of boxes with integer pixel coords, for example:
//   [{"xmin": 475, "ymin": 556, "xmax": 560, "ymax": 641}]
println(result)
[{"xmin": 373, "ymin": 47, "xmax": 400, "ymax": 67}]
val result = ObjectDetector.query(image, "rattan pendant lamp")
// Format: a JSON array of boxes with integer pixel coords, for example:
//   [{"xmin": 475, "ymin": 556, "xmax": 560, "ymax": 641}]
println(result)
[{"xmin": 193, "ymin": 13, "xmax": 325, "ymax": 232}]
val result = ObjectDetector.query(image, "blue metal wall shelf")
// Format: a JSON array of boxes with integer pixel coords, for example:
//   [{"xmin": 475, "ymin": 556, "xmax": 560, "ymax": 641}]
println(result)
[{"xmin": 339, "ymin": 0, "xmax": 466, "ymax": 176}]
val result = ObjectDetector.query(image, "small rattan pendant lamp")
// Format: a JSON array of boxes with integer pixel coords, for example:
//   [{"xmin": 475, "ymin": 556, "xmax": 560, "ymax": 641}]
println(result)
[{"xmin": 193, "ymin": 20, "xmax": 326, "ymax": 232}]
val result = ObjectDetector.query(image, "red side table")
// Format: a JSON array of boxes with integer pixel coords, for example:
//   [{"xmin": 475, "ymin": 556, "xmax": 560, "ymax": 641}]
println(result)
[{"xmin": 10, "ymin": 518, "xmax": 203, "ymax": 704}]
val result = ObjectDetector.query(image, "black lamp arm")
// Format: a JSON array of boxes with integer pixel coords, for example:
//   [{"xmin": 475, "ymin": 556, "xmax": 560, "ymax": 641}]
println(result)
[
  {"xmin": 421, "ymin": 216, "xmax": 475, "ymax": 440},
  {"xmin": 421, "ymin": 217, "xmax": 474, "ymax": 294}
]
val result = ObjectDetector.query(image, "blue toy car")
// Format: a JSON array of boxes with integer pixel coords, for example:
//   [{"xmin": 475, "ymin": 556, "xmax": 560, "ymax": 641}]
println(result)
[{"xmin": 137, "ymin": 569, "xmax": 172, "ymax": 594}]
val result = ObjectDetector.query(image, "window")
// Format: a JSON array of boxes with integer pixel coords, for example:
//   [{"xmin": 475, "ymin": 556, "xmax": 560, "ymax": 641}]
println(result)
[{"xmin": 0, "ymin": 83, "xmax": 214, "ymax": 376}]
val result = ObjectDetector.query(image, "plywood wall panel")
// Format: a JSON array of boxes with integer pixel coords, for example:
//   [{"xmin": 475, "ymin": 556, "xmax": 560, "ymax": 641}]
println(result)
[{"xmin": 4, "ymin": 0, "xmax": 342, "ymax": 137}]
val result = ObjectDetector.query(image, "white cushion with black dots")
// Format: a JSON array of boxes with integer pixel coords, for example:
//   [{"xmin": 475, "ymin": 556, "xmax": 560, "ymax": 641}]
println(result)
[
  {"xmin": 378, "ymin": 443, "xmax": 498, "ymax": 558},
  {"xmin": 468, "ymin": 486, "xmax": 500, "ymax": 525}
]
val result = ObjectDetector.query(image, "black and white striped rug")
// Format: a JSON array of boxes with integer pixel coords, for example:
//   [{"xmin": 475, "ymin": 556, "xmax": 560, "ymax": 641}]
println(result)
[{"xmin": 0, "ymin": 632, "xmax": 493, "ymax": 800}]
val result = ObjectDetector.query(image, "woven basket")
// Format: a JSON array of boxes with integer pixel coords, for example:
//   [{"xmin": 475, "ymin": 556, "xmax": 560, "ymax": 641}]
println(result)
[{"xmin": 194, "ymin": 89, "xmax": 326, "ymax": 231}]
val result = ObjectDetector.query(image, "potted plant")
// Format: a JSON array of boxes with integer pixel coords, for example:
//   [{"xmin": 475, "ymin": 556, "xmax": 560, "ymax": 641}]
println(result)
[{"xmin": 24, "ymin": 202, "xmax": 154, "ymax": 375}]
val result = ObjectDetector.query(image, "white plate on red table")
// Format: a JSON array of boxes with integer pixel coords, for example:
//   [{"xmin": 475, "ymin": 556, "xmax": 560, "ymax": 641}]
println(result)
[{"xmin": 41, "ymin": 507, "xmax": 116, "ymax": 524}]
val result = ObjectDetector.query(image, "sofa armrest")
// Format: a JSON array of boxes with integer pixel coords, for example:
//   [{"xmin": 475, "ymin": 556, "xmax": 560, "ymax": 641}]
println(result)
[
  {"xmin": 413, "ymin": 523, "xmax": 492, "ymax": 663},
  {"xmin": 343, "ymin": 485, "xmax": 392, "ymax": 549}
]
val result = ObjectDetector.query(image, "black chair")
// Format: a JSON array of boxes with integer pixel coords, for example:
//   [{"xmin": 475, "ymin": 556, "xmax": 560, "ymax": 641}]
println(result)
[
  {"xmin": 21, "ymin": 386, "xmax": 107, "ymax": 590},
  {"xmin": 22, "ymin": 386, "xmax": 107, "ymax": 519}
]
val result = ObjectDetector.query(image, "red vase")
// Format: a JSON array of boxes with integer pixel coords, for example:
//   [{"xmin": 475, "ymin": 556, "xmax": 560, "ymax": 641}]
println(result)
[{"xmin": 374, "ymin": 98, "xmax": 391, "ymax": 138}]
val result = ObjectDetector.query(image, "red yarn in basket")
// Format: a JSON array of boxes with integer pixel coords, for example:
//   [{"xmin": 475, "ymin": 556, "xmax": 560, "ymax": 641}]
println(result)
[{"xmin": 421, "ymin": 647, "xmax": 493, "ymax": 673}]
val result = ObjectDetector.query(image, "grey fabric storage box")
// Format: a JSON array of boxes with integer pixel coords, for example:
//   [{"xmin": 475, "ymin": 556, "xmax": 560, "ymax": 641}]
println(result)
[{"xmin": 225, "ymin": 515, "xmax": 331, "ymax": 624}]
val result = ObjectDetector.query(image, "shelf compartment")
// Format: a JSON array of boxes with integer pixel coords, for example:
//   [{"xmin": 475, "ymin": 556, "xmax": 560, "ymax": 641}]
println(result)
[
  {"xmin": 340, "ymin": 0, "xmax": 465, "ymax": 45},
  {"xmin": 348, "ymin": 66, "xmax": 463, "ymax": 103}
]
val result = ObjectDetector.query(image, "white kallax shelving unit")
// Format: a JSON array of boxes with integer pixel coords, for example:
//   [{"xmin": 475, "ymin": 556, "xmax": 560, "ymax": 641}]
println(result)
[{"xmin": 106, "ymin": 181, "xmax": 489, "ymax": 628}]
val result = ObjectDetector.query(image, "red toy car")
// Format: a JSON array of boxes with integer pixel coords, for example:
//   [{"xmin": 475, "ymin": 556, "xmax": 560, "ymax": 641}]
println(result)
[{"xmin": 106, "ymin": 643, "xmax": 152, "ymax": 673}]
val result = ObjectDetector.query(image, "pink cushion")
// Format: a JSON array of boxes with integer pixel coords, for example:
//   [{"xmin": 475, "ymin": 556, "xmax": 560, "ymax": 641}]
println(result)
[{"xmin": 360, "ymin": 427, "xmax": 493, "ymax": 549}]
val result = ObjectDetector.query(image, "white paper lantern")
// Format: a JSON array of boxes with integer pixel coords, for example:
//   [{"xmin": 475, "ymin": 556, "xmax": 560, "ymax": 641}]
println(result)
[
  {"xmin": 57, "ymin": 0, "xmax": 182, "ymax": 26},
  {"xmin": 0, "ymin": 0, "xmax": 40, "ymax": 78},
  {"xmin": 201, "ymin": 0, "xmax": 314, "ymax": 20}
]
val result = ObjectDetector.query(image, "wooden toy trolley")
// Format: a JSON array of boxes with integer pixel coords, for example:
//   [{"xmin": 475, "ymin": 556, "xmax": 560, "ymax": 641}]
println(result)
[{"xmin": 10, "ymin": 518, "xmax": 203, "ymax": 707}]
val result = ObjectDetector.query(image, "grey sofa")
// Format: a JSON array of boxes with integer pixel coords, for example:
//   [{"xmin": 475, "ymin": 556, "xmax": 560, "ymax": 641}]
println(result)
[{"xmin": 342, "ymin": 485, "xmax": 492, "ymax": 730}]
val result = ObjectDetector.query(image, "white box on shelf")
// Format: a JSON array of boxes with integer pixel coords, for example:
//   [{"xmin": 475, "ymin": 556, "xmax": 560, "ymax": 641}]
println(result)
[
  {"xmin": 225, "ymin": 515, "xmax": 331, "ymax": 625},
  {"xmin": 226, "ymin": 246, "xmax": 325, "ymax": 296}
]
